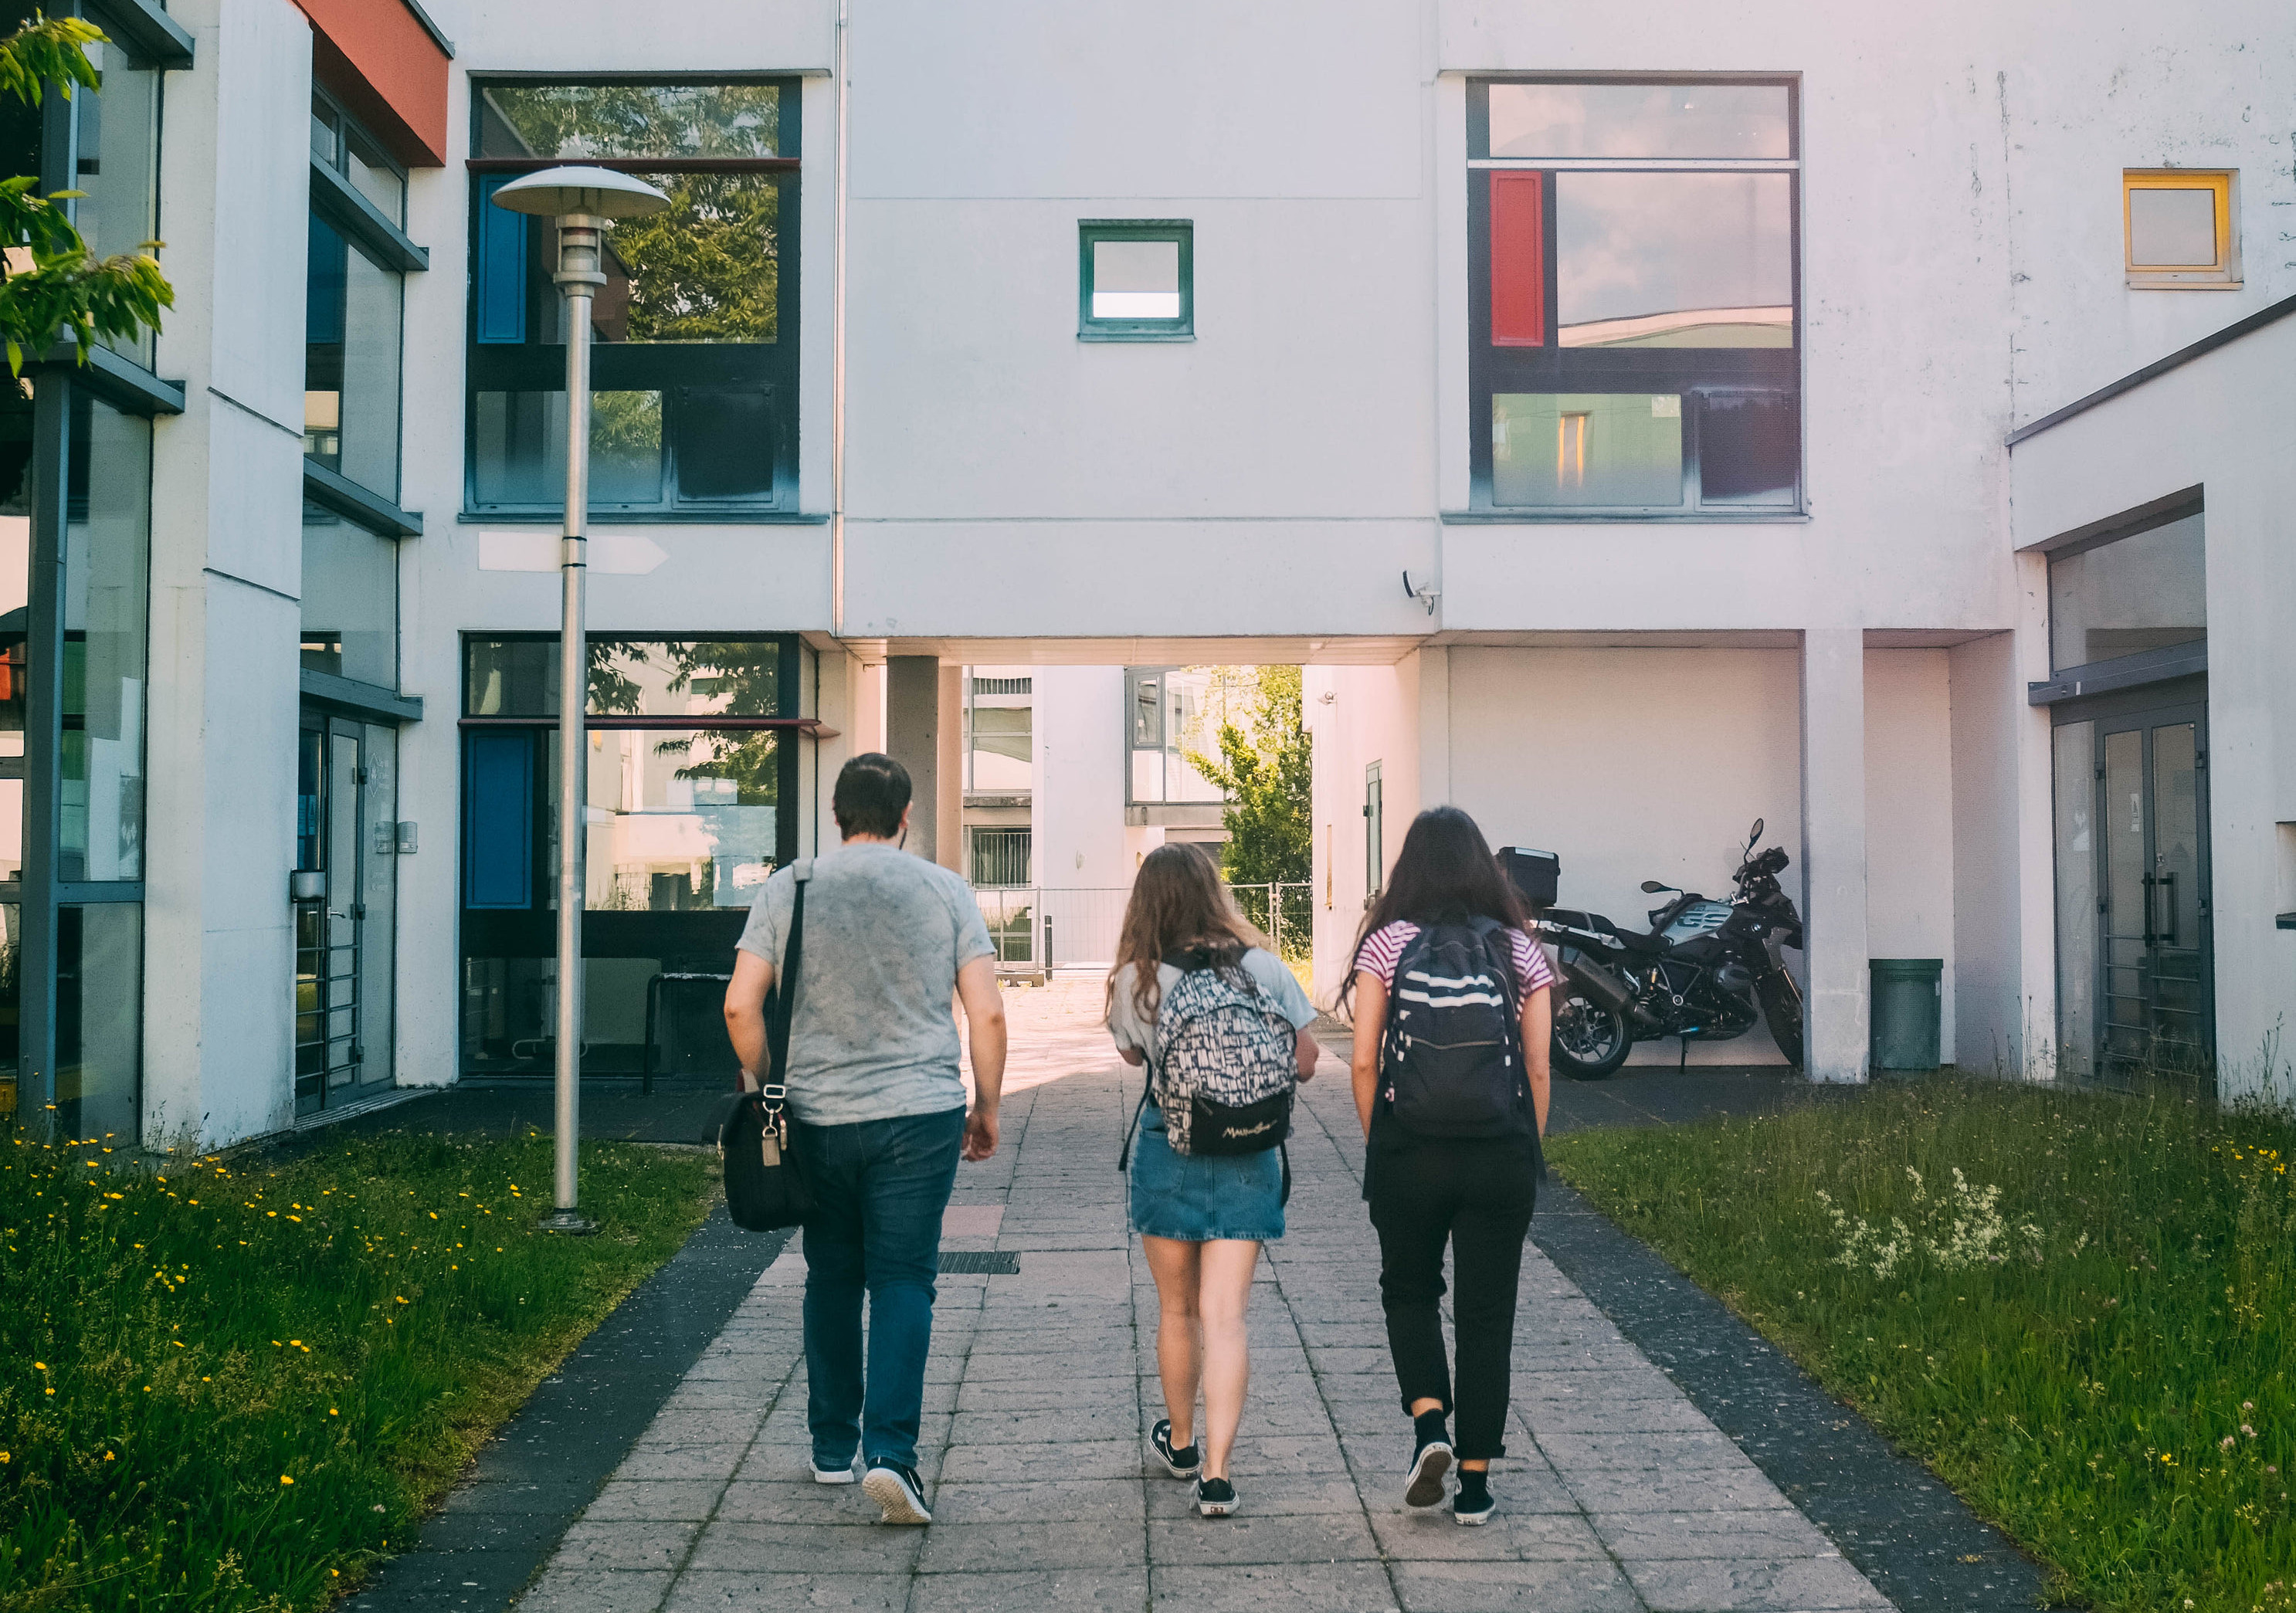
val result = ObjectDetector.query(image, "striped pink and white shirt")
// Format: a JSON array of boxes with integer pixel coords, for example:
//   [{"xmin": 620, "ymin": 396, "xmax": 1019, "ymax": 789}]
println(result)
[{"xmin": 1353, "ymin": 921, "xmax": 1556, "ymax": 997}]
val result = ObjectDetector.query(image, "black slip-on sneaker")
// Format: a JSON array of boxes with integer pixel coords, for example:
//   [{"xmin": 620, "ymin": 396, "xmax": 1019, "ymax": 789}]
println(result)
[
  {"xmin": 809, "ymin": 1456, "xmax": 856, "ymax": 1485},
  {"xmin": 1151, "ymin": 1418, "xmax": 1202, "ymax": 1479},
  {"xmin": 1403, "ymin": 1437, "xmax": 1453, "ymax": 1510},
  {"xmin": 1195, "ymin": 1475, "xmax": 1238, "ymax": 1517},
  {"xmin": 1453, "ymin": 1471, "xmax": 1494, "ymax": 1526},
  {"xmin": 861, "ymin": 1457, "xmax": 933, "ymax": 1525}
]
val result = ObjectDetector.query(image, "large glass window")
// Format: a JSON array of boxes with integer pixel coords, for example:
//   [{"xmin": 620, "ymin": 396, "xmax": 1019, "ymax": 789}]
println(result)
[
  {"xmin": 2047, "ymin": 512, "xmax": 2206, "ymax": 675},
  {"xmin": 458, "ymin": 635, "xmax": 802, "ymax": 1077},
  {"xmin": 304, "ymin": 215, "xmax": 405, "ymax": 500},
  {"xmin": 1125, "ymin": 666, "xmax": 1226, "ymax": 807},
  {"xmin": 64, "ymin": 393, "xmax": 150, "ymax": 884},
  {"xmin": 300, "ymin": 504, "xmax": 398, "ymax": 688},
  {"xmin": 467, "ymin": 80, "xmax": 798, "ymax": 515},
  {"xmin": 75, "ymin": 31, "xmax": 161, "ymax": 368},
  {"xmin": 1470, "ymin": 78, "xmax": 1801, "ymax": 513}
]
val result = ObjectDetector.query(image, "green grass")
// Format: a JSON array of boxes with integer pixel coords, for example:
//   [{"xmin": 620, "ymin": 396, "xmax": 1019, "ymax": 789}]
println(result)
[
  {"xmin": 0, "ymin": 1128, "xmax": 715, "ymax": 1613},
  {"xmin": 1548, "ymin": 1079, "xmax": 2296, "ymax": 1613}
]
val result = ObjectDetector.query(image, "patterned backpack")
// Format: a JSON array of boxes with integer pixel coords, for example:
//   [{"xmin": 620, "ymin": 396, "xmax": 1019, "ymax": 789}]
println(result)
[{"xmin": 1124, "ymin": 947, "xmax": 1298, "ymax": 1159}]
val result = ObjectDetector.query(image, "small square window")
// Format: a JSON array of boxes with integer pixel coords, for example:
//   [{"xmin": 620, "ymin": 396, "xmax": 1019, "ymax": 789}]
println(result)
[
  {"xmin": 1079, "ymin": 221, "xmax": 1192, "ymax": 341},
  {"xmin": 2124, "ymin": 170, "xmax": 2239, "ymax": 289}
]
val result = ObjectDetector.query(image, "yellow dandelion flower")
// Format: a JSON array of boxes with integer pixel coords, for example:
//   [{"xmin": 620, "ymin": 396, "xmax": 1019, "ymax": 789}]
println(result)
[{"xmin": 280, "ymin": 1474, "xmax": 294, "ymax": 1485}]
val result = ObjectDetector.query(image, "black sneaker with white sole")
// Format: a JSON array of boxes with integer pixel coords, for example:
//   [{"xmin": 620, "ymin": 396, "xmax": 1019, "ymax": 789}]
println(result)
[
  {"xmin": 1403, "ymin": 1418, "xmax": 1453, "ymax": 1511},
  {"xmin": 1195, "ymin": 1475, "xmax": 1237, "ymax": 1516},
  {"xmin": 1151, "ymin": 1418, "xmax": 1202, "ymax": 1479},
  {"xmin": 861, "ymin": 1457, "xmax": 932, "ymax": 1525},
  {"xmin": 1453, "ymin": 1469, "xmax": 1494, "ymax": 1526},
  {"xmin": 809, "ymin": 1456, "xmax": 856, "ymax": 1485}
]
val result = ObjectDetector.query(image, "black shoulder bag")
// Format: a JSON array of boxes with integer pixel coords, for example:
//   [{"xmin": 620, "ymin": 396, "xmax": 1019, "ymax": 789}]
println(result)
[{"xmin": 722, "ymin": 860, "xmax": 815, "ymax": 1231}]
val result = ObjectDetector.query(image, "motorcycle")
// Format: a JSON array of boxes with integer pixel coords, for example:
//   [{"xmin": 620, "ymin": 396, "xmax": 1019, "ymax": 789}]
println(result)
[{"xmin": 1532, "ymin": 818, "xmax": 1806, "ymax": 1079}]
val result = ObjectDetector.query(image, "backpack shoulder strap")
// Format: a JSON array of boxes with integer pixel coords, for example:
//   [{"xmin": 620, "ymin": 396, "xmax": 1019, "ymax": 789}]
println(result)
[{"xmin": 762, "ymin": 861, "xmax": 813, "ymax": 1106}]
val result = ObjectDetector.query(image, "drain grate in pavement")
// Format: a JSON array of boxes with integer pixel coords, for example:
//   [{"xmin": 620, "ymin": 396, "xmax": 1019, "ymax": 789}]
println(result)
[{"xmin": 935, "ymin": 1250, "xmax": 1019, "ymax": 1274}]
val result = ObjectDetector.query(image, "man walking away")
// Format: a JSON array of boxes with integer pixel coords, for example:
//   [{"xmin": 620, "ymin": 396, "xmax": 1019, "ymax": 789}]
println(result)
[{"xmin": 724, "ymin": 752, "xmax": 1007, "ymax": 1525}]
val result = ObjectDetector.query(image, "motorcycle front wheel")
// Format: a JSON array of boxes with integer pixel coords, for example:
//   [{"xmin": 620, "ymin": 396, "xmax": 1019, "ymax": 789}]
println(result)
[
  {"xmin": 1552, "ymin": 991, "xmax": 1633, "ymax": 1080},
  {"xmin": 1757, "ymin": 969, "xmax": 1806, "ymax": 1069}
]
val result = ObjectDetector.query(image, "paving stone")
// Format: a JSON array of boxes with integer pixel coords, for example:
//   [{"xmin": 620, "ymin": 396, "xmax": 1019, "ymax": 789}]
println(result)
[
  {"xmin": 1592, "ymin": 1508, "xmax": 1836, "ymax": 1560},
  {"xmin": 1141, "ymin": 1472, "xmax": 1367, "ymax": 1516},
  {"xmin": 714, "ymin": 1480, "xmax": 876, "ymax": 1523},
  {"xmin": 614, "ymin": 1443, "xmax": 751, "ymax": 1484},
  {"xmin": 1621, "ymin": 1555, "xmax": 1891, "ymax": 1611},
  {"xmin": 657, "ymin": 1570, "xmax": 907, "ymax": 1611},
  {"xmin": 945, "ymin": 1405, "xmax": 1139, "ymax": 1445},
  {"xmin": 927, "ymin": 1479, "xmax": 1145, "ymax": 1524},
  {"xmin": 909, "ymin": 1570, "xmax": 1151, "ymax": 1609},
  {"xmin": 914, "ymin": 1518, "xmax": 1145, "ymax": 1572},
  {"xmin": 547, "ymin": 1520, "xmax": 703, "ymax": 1573},
  {"xmin": 579, "ymin": 1482, "xmax": 727, "ymax": 1524},
  {"xmin": 934, "ymin": 1439, "xmax": 1143, "ymax": 1482},
  {"xmin": 1148, "ymin": 1510, "xmax": 1379, "ymax": 1564},
  {"xmin": 1150, "ymin": 1561, "xmax": 1401, "ymax": 1612},
  {"xmin": 1537, "ymin": 1428, "xmax": 1761, "ymax": 1471},
  {"xmin": 1368, "ymin": 1508, "xmax": 1609, "ymax": 1561},
  {"xmin": 1390, "ymin": 1559, "xmax": 1643, "ymax": 1613},
  {"xmin": 683, "ymin": 1521, "xmax": 924, "ymax": 1574},
  {"xmin": 514, "ymin": 1568, "xmax": 673, "ymax": 1613},
  {"xmin": 1560, "ymin": 1465, "xmax": 1803, "ymax": 1514}
]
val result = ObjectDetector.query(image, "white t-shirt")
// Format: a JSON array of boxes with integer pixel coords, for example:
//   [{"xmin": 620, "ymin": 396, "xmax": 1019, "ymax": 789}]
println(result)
[{"xmin": 1105, "ymin": 947, "xmax": 1319, "ymax": 1062}]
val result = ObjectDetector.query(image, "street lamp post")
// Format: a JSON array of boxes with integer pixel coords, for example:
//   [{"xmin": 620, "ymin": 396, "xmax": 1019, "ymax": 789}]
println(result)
[{"xmin": 489, "ymin": 168, "xmax": 670, "ymax": 1234}]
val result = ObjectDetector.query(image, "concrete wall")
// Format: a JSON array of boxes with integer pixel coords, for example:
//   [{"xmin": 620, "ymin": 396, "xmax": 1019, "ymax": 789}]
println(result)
[
  {"xmin": 1304, "ymin": 656, "xmax": 1422, "ymax": 1008},
  {"xmin": 1865, "ymin": 649, "xmax": 1956, "ymax": 1059}
]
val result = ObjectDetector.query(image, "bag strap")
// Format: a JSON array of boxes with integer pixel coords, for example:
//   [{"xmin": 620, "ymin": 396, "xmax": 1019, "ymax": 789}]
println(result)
[
  {"xmin": 1117, "ymin": 1065, "xmax": 1154, "ymax": 1173},
  {"xmin": 760, "ymin": 859, "xmax": 813, "ymax": 1116}
]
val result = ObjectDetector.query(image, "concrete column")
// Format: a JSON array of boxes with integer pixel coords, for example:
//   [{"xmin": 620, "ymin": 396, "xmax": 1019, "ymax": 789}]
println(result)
[
  {"xmin": 885, "ymin": 656, "xmax": 947, "ymax": 862},
  {"xmin": 140, "ymin": 0, "xmax": 316, "ymax": 1147},
  {"xmin": 1800, "ymin": 629, "xmax": 1870, "ymax": 1083},
  {"xmin": 1413, "ymin": 646, "xmax": 1449, "ymax": 816},
  {"xmin": 936, "ymin": 664, "xmax": 964, "ymax": 873}
]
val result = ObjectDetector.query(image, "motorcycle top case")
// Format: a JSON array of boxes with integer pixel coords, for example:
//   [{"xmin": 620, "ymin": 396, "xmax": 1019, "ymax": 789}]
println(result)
[{"xmin": 1497, "ymin": 846, "xmax": 1560, "ymax": 909}]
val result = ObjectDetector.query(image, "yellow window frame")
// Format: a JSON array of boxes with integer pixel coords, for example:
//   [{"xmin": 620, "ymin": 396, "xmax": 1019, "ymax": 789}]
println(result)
[{"xmin": 2123, "ymin": 169, "xmax": 2239, "ymax": 288}]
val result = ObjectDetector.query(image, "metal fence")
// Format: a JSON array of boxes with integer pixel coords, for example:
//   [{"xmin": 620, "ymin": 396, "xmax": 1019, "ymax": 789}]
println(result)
[{"xmin": 973, "ymin": 880, "xmax": 1311, "ymax": 970}]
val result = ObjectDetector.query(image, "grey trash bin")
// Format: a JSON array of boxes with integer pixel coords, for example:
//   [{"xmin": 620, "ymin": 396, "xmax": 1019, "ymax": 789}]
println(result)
[{"xmin": 1869, "ymin": 958, "xmax": 1943, "ymax": 1070}]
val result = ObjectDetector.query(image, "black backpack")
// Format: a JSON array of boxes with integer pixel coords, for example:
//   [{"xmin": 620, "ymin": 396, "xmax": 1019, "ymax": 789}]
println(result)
[{"xmin": 1378, "ymin": 919, "xmax": 1530, "ymax": 1139}]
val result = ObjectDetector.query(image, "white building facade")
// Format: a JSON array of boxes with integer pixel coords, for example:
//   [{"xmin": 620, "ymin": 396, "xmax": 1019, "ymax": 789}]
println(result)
[{"xmin": 15, "ymin": 0, "xmax": 2290, "ymax": 1147}]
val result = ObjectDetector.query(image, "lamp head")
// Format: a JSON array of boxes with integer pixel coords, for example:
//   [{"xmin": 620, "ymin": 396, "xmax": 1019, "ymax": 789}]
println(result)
[{"xmin": 489, "ymin": 165, "xmax": 671, "ymax": 219}]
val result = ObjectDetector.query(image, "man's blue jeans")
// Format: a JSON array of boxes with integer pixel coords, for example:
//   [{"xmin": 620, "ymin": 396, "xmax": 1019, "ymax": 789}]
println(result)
[{"xmin": 795, "ymin": 1105, "xmax": 965, "ymax": 1471}]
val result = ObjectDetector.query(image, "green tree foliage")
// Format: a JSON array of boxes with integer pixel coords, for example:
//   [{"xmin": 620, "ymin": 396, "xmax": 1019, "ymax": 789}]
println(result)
[
  {"xmin": 1189, "ymin": 665, "xmax": 1311, "ymax": 888},
  {"xmin": 0, "ymin": 15, "xmax": 172, "ymax": 371},
  {"xmin": 477, "ymin": 83, "xmax": 778, "ymax": 344},
  {"xmin": 614, "ymin": 175, "xmax": 778, "ymax": 344}
]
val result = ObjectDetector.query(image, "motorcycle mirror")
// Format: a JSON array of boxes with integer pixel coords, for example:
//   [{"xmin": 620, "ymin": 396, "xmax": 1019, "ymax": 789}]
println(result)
[
  {"xmin": 1640, "ymin": 879, "xmax": 1671, "ymax": 893},
  {"xmin": 1748, "ymin": 817, "xmax": 1764, "ymax": 842}
]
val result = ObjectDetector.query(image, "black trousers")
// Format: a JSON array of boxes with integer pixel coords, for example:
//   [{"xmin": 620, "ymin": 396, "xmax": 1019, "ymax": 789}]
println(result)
[{"xmin": 1365, "ymin": 1125, "xmax": 1539, "ymax": 1461}]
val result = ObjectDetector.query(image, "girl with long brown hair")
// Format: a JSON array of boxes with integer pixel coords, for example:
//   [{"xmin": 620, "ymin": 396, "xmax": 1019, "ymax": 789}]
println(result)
[{"xmin": 1106, "ymin": 842, "xmax": 1320, "ymax": 1516}]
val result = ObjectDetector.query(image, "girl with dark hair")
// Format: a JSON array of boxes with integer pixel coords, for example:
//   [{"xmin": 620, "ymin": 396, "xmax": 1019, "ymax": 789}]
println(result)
[
  {"xmin": 1107, "ymin": 843, "xmax": 1321, "ymax": 1516},
  {"xmin": 1344, "ymin": 806, "xmax": 1553, "ymax": 1524}
]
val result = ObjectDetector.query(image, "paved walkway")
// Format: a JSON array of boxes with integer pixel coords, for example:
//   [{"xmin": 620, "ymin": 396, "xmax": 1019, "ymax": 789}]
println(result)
[{"xmin": 508, "ymin": 981, "xmax": 1887, "ymax": 1613}]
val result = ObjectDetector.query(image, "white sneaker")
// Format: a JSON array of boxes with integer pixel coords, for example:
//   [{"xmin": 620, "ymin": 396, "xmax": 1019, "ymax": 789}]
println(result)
[
  {"xmin": 862, "ymin": 1459, "xmax": 934, "ymax": 1525},
  {"xmin": 810, "ymin": 1458, "xmax": 856, "ymax": 1485}
]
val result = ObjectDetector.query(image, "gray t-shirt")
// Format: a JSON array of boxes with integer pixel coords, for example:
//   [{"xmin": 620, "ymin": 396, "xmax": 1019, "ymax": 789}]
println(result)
[
  {"xmin": 1107, "ymin": 949, "xmax": 1317, "ymax": 1127},
  {"xmin": 737, "ymin": 843, "xmax": 995, "ymax": 1127}
]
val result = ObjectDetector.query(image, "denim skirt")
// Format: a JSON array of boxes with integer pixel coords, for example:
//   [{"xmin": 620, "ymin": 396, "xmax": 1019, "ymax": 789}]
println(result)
[{"xmin": 1129, "ymin": 1120, "xmax": 1285, "ymax": 1242}]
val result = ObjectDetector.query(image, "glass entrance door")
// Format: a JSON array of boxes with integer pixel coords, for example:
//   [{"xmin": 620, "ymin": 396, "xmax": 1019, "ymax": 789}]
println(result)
[
  {"xmin": 296, "ymin": 717, "xmax": 396, "ymax": 1113},
  {"xmin": 2094, "ymin": 708, "xmax": 2211, "ymax": 1078}
]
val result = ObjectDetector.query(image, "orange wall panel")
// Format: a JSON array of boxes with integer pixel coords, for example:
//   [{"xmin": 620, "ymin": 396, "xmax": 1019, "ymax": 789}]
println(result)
[{"xmin": 293, "ymin": 0, "xmax": 451, "ymax": 168}]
